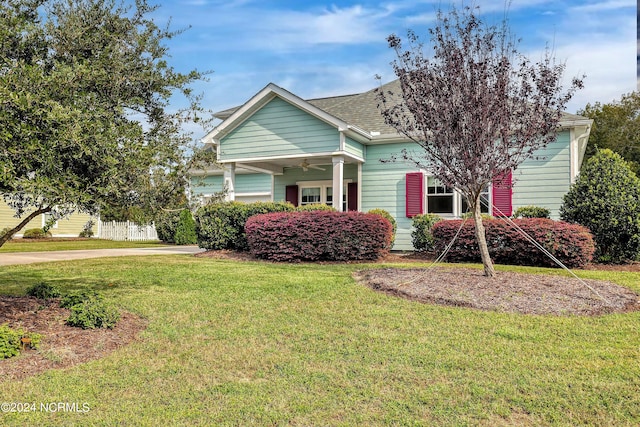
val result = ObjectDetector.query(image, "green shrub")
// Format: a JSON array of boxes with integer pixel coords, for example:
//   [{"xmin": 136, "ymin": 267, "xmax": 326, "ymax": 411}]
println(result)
[
  {"xmin": 561, "ymin": 149, "xmax": 640, "ymax": 263},
  {"xmin": 174, "ymin": 209, "xmax": 197, "ymax": 245},
  {"xmin": 26, "ymin": 282, "xmax": 61, "ymax": 300},
  {"xmin": 60, "ymin": 289, "xmax": 101, "ymax": 309},
  {"xmin": 66, "ymin": 298, "xmax": 120, "ymax": 329},
  {"xmin": 195, "ymin": 201, "xmax": 295, "ymax": 251},
  {"xmin": 22, "ymin": 228, "xmax": 51, "ymax": 239},
  {"xmin": 512, "ymin": 205, "xmax": 551, "ymax": 219},
  {"xmin": 1, "ymin": 227, "xmax": 15, "ymax": 241},
  {"xmin": 411, "ymin": 213, "xmax": 443, "ymax": 252},
  {"xmin": 296, "ymin": 204, "xmax": 336, "ymax": 211},
  {"xmin": 155, "ymin": 210, "xmax": 182, "ymax": 244},
  {"xmin": 0, "ymin": 324, "xmax": 41, "ymax": 359},
  {"xmin": 79, "ymin": 220, "xmax": 95, "ymax": 238},
  {"xmin": 367, "ymin": 208, "xmax": 397, "ymax": 247}
]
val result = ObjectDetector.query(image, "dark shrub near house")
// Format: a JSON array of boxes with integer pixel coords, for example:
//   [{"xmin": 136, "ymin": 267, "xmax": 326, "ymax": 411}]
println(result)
[
  {"xmin": 561, "ymin": 149, "xmax": 640, "ymax": 263},
  {"xmin": 245, "ymin": 211, "xmax": 393, "ymax": 262},
  {"xmin": 174, "ymin": 209, "xmax": 197, "ymax": 245},
  {"xmin": 156, "ymin": 210, "xmax": 182, "ymax": 244},
  {"xmin": 195, "ymin": 201, "xmax": 295, "ymax": 251},
  {"xmin": 432, "ymin": 218, "xmax": 595, "ymax": 268}
]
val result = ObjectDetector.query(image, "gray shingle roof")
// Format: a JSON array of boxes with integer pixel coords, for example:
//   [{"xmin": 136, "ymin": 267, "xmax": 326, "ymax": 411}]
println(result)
[
  {"xmin": 307, "ymin": 80, "xmax": 400, "ymax": 135},
  {"xmin": 213, "ymin": 79, "xmax": 589, "ymax": 135}
]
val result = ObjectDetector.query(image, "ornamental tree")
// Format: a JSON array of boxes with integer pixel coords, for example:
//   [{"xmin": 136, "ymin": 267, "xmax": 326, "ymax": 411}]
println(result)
[
  {"xmin": 0, "ymin": 0, "xmax": 213, "ymax": 247},
  {"xmin": 376, "ymin": 5, "xmax": 583, "ymax": 276}
]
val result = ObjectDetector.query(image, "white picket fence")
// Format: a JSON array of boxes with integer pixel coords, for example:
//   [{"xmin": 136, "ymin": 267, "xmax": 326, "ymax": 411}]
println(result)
[{"xmin": 97, "ymin": 220, "xmax": 158, "ymax": 241}]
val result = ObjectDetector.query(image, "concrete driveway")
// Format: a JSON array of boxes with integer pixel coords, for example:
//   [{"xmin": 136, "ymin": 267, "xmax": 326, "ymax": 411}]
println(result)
[{"xmin": 0, "ymin": 246, "xmax": 205, "ymax": 266}]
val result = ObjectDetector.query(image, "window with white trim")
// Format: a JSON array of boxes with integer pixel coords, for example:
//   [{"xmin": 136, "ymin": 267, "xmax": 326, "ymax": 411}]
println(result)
[
  {"xmin": 298, "ymin": 180, "xmax": 349, "ymax": 211},
  {"xmin": 426, "ymin": 177, "xmax": 454, "ymax": 214},
  {"xmin": 425, "ymin": 176, "xmax": 490, "ymax": 216},
  {"xmin": 301, "ymin": 187, "xmax": 321, "ymax": 205}
]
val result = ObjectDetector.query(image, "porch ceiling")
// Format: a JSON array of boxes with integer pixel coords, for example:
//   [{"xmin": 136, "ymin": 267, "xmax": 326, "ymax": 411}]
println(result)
[{"xmin": 229, "ymin": 154, "xmax": 363, "ymax": 175}]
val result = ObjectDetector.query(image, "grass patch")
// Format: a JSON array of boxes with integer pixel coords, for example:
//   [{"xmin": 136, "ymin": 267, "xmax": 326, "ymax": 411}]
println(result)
[
  {"xmin": 0, "ymin": 239, "xmax": 167, "ymax": 253},
  {"xmin": 0, "ymin": 256, "xmax": 638, "ymax": 425}
]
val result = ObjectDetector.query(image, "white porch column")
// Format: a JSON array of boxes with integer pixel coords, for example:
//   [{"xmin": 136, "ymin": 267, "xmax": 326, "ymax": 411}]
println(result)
[
  {"xmin": 332, "ymin": 156, "xmax": 344, "ymax": 211},
  {"xmin": 224, "ymin": 162, "xmax": 236, "ymax": 201}
]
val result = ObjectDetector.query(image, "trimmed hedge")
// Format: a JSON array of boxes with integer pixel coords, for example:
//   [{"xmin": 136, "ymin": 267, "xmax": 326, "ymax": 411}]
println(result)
[
  {"xmin": 22, "ymin": 228, "xmax": 51, "ymax": 239},
  {"xmin": 245, "ymin": 211, "xmax": 393, "ymax": 262},
  {"xmin": 432, "ymin": 218, "xmax": 595, "ymax": 268},
  {"xmin": 195, "ymin": 201, "xmax": 295, "ymax": 251},
  {"xmin": 368, "ymin": 209, "xmax": 397, "ymax": 247}
]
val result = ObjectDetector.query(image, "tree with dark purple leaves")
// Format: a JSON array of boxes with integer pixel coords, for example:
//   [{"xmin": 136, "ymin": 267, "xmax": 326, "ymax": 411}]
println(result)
[{"xmin": 376, "ymin": 5, "xmax": 584, "ymax": 277}]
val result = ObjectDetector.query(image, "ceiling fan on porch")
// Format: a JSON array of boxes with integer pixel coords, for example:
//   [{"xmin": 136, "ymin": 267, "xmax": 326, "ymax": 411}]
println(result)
[{"xmin": 298, "ymin": 159, "xmax": 325, "ymax": 172}]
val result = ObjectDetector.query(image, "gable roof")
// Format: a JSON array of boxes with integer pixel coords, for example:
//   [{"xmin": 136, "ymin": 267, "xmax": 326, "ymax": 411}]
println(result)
[
  {"xmin": 210, "ymin": 79, "xmax": 591, "ymax": 142},
  {"xmin": 203, "ymin": 83, "xmax": 371, "ymax": 145}
]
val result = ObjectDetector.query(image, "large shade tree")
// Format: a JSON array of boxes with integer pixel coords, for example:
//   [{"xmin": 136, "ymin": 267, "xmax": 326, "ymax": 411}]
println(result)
[
  {"xmin": 578, "ymin": 92, "xmax": 640, "ymax": 175},
  {"xmin": 376, "ymin": 5, "xmax": 583, "ymax": 276},
  {"xmin": 0, "ymin": 0, "xmax": 212, "ymax": 247}
]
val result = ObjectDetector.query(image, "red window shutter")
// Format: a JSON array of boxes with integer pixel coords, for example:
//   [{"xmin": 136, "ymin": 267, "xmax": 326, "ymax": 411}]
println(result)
[
  {"xmin": 492, "ymin": 170, "xmax": 512, "ymax": 217},
  {"xmin": 285, "ymin": 185, "xmax": 299, "ymax": 207},
  {"xmin": 405, "ymin": 172, "xmax": 424, "ymax": 217},
  {"xmin": 347, "ymin": 182, "xmax": 358, "ymax": 211}
]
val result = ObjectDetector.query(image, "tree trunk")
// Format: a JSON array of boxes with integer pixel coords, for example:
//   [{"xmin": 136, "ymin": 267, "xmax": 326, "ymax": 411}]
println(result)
[
  {"xmin": 0, "ymin": 206, "xmax": 52, "ymax": 248},
  {"xmin": 472, "ymin": 196, "xmax": 495, "ymax": 277}
]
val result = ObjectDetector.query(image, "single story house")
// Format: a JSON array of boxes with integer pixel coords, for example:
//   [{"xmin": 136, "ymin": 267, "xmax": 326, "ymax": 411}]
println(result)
[{"xmin": 192, "ymin": 80, "xmax": 592, "ymax": 250}]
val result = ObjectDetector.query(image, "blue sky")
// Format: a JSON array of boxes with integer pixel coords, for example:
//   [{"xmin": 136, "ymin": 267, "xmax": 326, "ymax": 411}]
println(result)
[{"xmin": 146, "ymin": 0, "xmax": 636, "ymax": 134}]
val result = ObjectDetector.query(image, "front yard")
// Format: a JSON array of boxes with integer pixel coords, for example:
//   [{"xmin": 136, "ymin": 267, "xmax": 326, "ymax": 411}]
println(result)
[{"xmin": 0, "ymin": 254, "xmax": 638, "ymax": 425}]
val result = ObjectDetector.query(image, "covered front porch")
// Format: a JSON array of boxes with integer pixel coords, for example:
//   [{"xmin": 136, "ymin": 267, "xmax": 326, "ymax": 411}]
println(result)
[{"xmin": 220, "ymin": 153, "xmax": 363, "ymax": 211}]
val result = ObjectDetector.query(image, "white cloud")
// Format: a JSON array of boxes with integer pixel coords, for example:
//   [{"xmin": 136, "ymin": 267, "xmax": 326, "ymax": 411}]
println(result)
[
  {"xmin": 250, "ymin": 5, "xmax": 394, "ymax": 50},
  {"xmin": 569, "ymin": 0, "xmax": 635, "ymax": 13}
]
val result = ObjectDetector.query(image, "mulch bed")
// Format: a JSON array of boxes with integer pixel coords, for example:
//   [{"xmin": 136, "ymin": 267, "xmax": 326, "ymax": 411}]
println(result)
[
  {"xmin": 353, "ymin": 267, "xmax": 640, "ymax": 316},
  {"xmin": 0, "ymin": 296, "xmax": 146, "ymax": 381}
]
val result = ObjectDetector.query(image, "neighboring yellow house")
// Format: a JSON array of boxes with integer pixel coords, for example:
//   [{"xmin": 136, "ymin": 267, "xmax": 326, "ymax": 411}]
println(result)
[{"xmin": 0, "ymin": 201, "xmax": 95, "ymax": 238}]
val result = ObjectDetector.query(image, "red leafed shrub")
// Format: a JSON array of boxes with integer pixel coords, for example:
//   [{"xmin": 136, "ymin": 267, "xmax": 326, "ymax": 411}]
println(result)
[
  {"xmin": 432, "ymin": 218, "xmax": 595, "ymax": 268},
  {"xmin": 245, "ymin": 211, "xmax": 393, "ymax": 262}
]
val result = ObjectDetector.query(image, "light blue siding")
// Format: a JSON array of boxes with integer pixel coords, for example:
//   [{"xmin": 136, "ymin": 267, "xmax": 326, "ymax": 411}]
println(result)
[
  {"xmin": 191, "ymin": 173, "xmax": 271, "ymax": 197},
  {"xmin": 219, "ymin": 97, "xmax": 341, "ymax": 161},
  {"xmin": 360, "ymin": 132, "xmax": 574, "ymax": 249},
  {"xmin": 513, "ymin": 130, "xmax": 572, "ymax": 218},
  {"xmin": 345, "ymin": 137, "xmax": 365, "ymax": 158},
  {"xmin": 362, "ymin": 142, "xmax": 421, "ymax": 250}
]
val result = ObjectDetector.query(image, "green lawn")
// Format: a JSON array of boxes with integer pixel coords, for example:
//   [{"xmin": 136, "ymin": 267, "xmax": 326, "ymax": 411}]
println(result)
[
  {"xmin": 0, "ymin": 255, "xmax": 638, "ymax": 426},
  {"xmin": 0, "ymin": 238, "xmax": 166, "ymax": 253}
]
